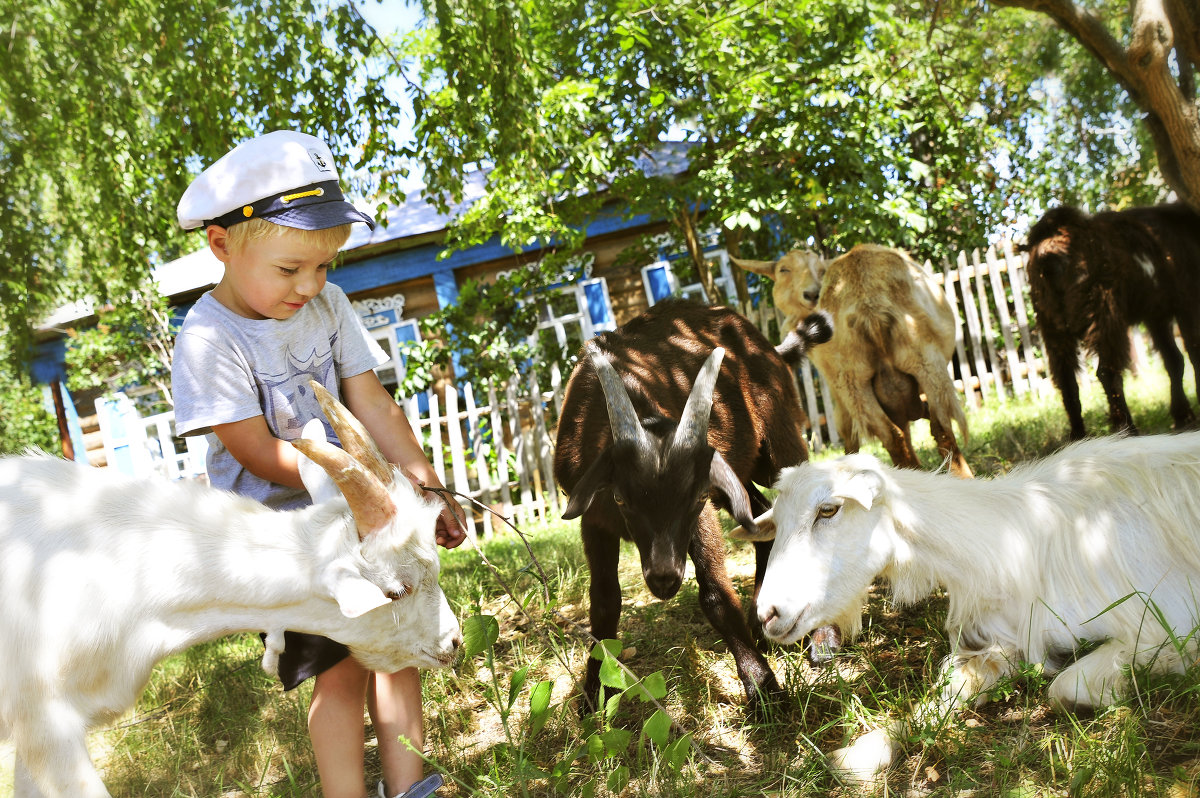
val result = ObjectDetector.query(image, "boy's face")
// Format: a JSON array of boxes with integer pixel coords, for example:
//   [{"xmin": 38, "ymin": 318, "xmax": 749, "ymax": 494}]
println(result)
[{"xmin": 207, "ymin": 225, "xmax": 338, "ymax": 320}]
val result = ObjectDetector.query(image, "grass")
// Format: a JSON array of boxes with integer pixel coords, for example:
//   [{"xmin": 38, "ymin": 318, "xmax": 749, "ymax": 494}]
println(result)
[{"xmin": 5, "ymin": 368, "xmax": 1200, "ymax": 797}]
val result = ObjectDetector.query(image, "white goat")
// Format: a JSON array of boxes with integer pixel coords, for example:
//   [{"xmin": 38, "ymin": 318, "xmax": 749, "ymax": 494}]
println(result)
[
  {"xmin": 0, "ymin": 383, "xmax": 462, "ymax": 798},
  {"xmin": 735, "ymin": 433, "xmax": 1200, "ymax": 781}
]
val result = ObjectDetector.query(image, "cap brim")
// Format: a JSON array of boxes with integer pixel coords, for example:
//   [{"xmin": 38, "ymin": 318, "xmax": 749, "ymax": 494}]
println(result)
[{"xmin": 265, "ymin": 201, "xmax": 376, "ymax": 231}]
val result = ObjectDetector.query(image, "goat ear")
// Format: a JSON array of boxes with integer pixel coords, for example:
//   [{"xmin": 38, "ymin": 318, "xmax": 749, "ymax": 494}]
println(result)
[
  {"xmin": 728, "ymin": 508, "xmax": 775, "ymax": 542},
  {"xmin": 835, "ymin": 470, "xmax": 883, "ymax": 511},
  {"xmin": 562, "ymin": 449, "xmax": 614, "ymax": 520},
  {"xmin": 297, "ymin": 419, "xmax": 341, "ymax": 505},
  {"xmin": 323, "ymin": 562, "xmax": 392, "ymax": 618},
  {"xmin": 710, "ymin": 451, "xmax": 757, "ymax": 533},
  {"xmin": 728, "ymin": 255, "xmax": 778, "ymax": 277}
]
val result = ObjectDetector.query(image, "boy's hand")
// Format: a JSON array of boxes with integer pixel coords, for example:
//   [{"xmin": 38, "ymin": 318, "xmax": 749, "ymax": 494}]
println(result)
[
  {"xmin": 397, "ymin": 468, "xmax": 467, "ymax": 548},
  {"xmin": 435, "ymin": 501, "xmax": 467, "ymax": 549}
]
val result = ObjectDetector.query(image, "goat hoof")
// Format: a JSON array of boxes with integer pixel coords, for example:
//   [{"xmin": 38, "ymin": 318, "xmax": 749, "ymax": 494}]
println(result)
[{"xmin": 745, "ymin": 675, "xmax": 787, "ymax": 719}]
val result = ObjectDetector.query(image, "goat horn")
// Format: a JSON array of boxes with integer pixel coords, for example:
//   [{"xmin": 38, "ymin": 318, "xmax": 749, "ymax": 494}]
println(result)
[
  {"xmin": 585, "ymin": 341, "xmax": 648, "ymax": 449},
  {"xmin": 673, "ymin": 347, "xmax": 724, "ymax": 452},
  {"xmin": 308, "ymin": 381, "xmax": 393, "ymax": 487},
  {"xmin": 293, "ymin": 438, "xmax": 396, "ymax": 540}
]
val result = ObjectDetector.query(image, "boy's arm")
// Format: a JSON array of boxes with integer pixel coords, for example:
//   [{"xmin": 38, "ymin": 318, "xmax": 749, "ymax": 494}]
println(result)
[
  {"xmin": 341, "ymin": 370, "xmax": 468, "ymax": 549},
  {"xmin": 211, "ymin": 415, "xmax": 305, "ymax": 490}
]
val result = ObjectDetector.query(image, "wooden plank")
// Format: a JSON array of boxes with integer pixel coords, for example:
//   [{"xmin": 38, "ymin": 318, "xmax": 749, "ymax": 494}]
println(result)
[
  {"xmin": 937, "ymin": 263, "xmax": 978, "ymax": 409},
  {"xmin": 442, "ymin": 386, "xmax": 476, "ymax": 540},
  {"xmin": 527, "ymin": 370, "xmax": 560, "ymax": 518},
  {"xmin": 971, "ymin": 249, "xmax": 1005, "ymax": 404},
  {"xmin": 985, "ymin": 246, "xmax": 1025, "ymax": 398},
  {"xmin": 488, "ymin": 383, "xmax": 516, "ymax": 521},
  {"xmin": 426, "ymin": 390, "xmax": 447, "ymax": 490},
  {"xmin": 798, "ymin": 363, "xmax": 826, "ymax": 451},
  {"xmin": 955, "ymin": 251, "xmax": 991, "ymax": 404},
  {"xmin": 463, "ymin": 383, "xmax": 493, "ymax": 538},
  {"xmin": 1002, "ymin": 242, "xmax": 1046, "ymax": 395},
  {"xmin": 507, "ymin": 379, "xmax": 536, "ymax": 526},
  {"xmin": 816, "ymin": 365, "xmax": 841, "ymax": 446}
]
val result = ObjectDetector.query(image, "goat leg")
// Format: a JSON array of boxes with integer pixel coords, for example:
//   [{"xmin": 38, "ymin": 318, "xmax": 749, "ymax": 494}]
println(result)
[
  {"xmin": 14, "ymin": 710, "xmax": 110, "ymax": 798},
  {"xmin": 1145, "ymin": 319, "xmax": 1195, "ymax": 431},
  {"xmin": 1044, "ymin": 336, "xmax": 1087, "ymax": 440},
  {"xmin": 690, "ymin": 511, "xmax": 783, "ymax": 713},
  {"xmin": 580, "ymin": 526, "xmax": 623, "ymax": 714},
  {"xmin": 1094, "ymin": 361, "xmax": 1138, "ymax": 436}
]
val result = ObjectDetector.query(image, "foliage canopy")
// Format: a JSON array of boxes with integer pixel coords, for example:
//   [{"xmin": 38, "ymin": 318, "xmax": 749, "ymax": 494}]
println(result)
[{"xmin": 2, "ymin": 0, "xmax": 1194, "ymax": 392}]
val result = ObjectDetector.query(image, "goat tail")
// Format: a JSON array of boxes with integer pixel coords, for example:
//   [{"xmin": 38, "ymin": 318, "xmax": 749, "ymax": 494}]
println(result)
[
  {"xmin": 776, "ymin": 310, "xmax": 833, "ymax": 366},
  {"xmin": 849, "ymin": 306, "xmax": 901, "ymax": 362}
]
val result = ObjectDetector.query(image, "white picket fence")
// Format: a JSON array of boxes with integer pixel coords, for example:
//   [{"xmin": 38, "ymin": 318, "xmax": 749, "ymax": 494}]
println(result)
[{"xmin": 97, "ymin": 242, "xmax": 1059, "ymax": 537}]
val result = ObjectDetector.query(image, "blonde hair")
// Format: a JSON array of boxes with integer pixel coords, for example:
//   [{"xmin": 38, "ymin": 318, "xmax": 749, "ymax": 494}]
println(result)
[{"xmin": 224, "ymin": 217, "xmax": 352, "ymax": 256}]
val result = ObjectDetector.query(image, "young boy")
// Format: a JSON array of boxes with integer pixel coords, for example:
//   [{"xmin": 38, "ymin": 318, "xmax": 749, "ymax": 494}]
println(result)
[{"xmin": 172, "ymin": 130, "xmax": 465, "ymax": 798}]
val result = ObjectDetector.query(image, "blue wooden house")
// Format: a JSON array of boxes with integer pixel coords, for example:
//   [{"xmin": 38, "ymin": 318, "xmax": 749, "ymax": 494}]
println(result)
[{"xmin": 32, "ymin": 144, "xmax": 743, "ymax": 471}]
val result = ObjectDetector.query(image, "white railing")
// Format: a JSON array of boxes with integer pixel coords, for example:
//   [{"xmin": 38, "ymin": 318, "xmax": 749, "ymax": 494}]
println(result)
[{"xmin": 95, "ymin": 241, "xmax": 1060, "ymax": 535}]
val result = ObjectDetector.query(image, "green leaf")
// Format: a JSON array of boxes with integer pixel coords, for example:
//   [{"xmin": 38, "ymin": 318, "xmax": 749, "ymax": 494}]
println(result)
[
  {"xmin": 598, "ymin": 654, "xmax": 628, "ymax": 690},
  {"xmin": 461, "ymin": 614, "xmax": 500, "ymax": 659},
  {"xmin": 664, "ymin": 732, "xmax": 694, "ymax": 773},
  {"xmin": 600, "ymin": 728, "xmax": 632, "ymax": 755},
  {"xmin": 527, "ymin": 679, "xmax": 553, "ymax": 736},
  {"xmin": 603, "ymin": 690, "xmax": 622, "ymax": 724},
  {"xmin": 630, "ymin": 671, "xmax": 668, "ymax": 702},
  {"xmin": 642, "ymin": 709, "xmax": 672, "ymax": 748},
  {"xmin": 606, "ymin": 765, "xmax": 631, "ymax": 793},
  {"xmin": 507, "ymin": 665, "xmax": 529, "ymax": 711},
  {"xmin": 590, "ymin": 638, "xmax": 623, "ymax": 662},
  {"xmin": 584, "ymin": 732, "xmax": 606, "ymax": 763}
]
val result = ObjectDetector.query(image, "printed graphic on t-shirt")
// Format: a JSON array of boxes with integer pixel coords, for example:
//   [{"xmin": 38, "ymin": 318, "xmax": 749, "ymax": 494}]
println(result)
[{"xmin": 259, "ymin": 334, "xmax": 339, "ymax": 438}]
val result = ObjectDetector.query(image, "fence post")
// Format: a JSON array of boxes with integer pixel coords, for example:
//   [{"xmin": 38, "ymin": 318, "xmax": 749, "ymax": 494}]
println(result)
[
  {"xmin": 985, "ymin": 245, "xmax": 1025, "ymax": 399},
  {"xmin": 441, "ymin": 386, "xmax": 476, "ymax": 540},
  {"xmin": 1002, "ymin": 242, "xmax": 1047, "ymax": 396},
  {"xmin": 971, "ymin": 248, "xmax": 1005, "ymax": 403},
  {"xmin": 527, "ymin": 370, "xmax": 560, "ymax": 518}
]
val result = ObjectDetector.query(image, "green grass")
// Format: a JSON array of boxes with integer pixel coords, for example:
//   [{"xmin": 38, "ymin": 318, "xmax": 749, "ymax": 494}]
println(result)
[{"xmin": 5, "ymin": 368, "xmax": 1200, "ymax": 797}]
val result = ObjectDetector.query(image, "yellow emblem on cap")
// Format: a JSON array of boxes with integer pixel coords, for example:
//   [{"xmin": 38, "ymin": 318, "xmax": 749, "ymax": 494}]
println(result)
[{"xmin": 242, "ymin": 205, "xmax": 254, "ymax": 218}]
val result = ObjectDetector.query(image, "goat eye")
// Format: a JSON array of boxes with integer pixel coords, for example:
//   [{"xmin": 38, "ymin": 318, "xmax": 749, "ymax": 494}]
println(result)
[
  {"xmin": 816, "ymin": 503, "xmax": 841, "ymax": 519},
  {"xmin": 612, "ymin": 491, "xmax": 625, "ymax": 506},
  {"xmin": 385, "ymin": 584, "xmax": 412, "ymax": 602}
]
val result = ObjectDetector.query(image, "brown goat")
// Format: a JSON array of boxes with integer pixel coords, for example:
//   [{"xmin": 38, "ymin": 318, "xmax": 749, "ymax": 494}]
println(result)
[
  {"xmin": 553, "ymin": 299, "xmax": 832, "ymax": 712},
  {"xmin": 734, "ymin": 245, "xmax": 972, "ymax": 478},
  {"xmin": 1023, "ymin": 203, "xmax": 1200, "ymax": 440}
]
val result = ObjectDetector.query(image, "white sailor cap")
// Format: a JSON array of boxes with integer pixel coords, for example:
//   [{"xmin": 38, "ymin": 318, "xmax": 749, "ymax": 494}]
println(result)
[{"xmin": 177, "ymin": 130, "xmax": 376, "ymax": 231}]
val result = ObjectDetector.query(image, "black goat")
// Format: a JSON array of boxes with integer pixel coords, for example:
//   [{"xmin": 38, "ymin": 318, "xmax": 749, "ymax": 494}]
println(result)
[
  {"xmin": 1023, "ymin": 203, "xmax": 1200, "ymax": 439},
  {"xmin": 553, "ymin": 299, "xmax": 832, "ymax": 711}
]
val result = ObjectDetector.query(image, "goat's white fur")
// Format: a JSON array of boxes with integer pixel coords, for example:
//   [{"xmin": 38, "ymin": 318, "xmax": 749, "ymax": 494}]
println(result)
[
  {"xmin": 749, "ymin": 433, "xmax": 1200, "ymax": 781},
  {"xmin": 1, "ymin": 419, "xmax": 461, "ymax": 798}
]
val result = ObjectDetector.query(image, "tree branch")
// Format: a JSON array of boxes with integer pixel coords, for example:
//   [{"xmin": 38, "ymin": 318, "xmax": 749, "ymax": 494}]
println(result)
[{"xmin": 990, "ymin": 0, "xmax": 1143, "ymax": 101}]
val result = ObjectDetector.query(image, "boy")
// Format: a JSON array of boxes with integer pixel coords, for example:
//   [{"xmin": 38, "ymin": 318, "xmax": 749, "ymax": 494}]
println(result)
[{"xmin": 172, "ymin": 130, "xmax": 464, "ymax": 798}]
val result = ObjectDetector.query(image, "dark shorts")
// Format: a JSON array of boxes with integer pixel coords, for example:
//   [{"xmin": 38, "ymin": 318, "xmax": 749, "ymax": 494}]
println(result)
[{"xmin": 262, "ymin": 631, "xmax": 351, "ymax": 691}]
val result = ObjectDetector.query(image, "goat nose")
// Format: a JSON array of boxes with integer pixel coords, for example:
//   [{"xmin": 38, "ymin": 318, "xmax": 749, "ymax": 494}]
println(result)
[
  {"xmin": 645, "ymin": 571, "xmax": 683, "ymax": 600},
  {"xmin": 758, "ymin": 605, "xmax": 780, "ymax": 626},
  {"xmin": 450, "ymin": 631, "xmax": 463, "ymax": 651}
]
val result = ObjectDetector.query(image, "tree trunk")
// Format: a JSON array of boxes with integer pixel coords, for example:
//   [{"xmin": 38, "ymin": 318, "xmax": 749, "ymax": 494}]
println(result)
[{"xmin": 676, "ymin": 206, "xmax": 716, "ymax": 302}]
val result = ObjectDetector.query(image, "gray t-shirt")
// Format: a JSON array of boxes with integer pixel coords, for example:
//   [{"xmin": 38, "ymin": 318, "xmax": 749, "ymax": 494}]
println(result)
[{"xmin": 172, "ymin": 282, "xmax": 387, "ymax": 510}]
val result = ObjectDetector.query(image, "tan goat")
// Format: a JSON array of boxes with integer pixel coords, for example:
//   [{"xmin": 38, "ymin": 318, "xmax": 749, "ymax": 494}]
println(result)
[{"xmin": 733, "ymin": 244, "xmax": 972, "ymax": 478}]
